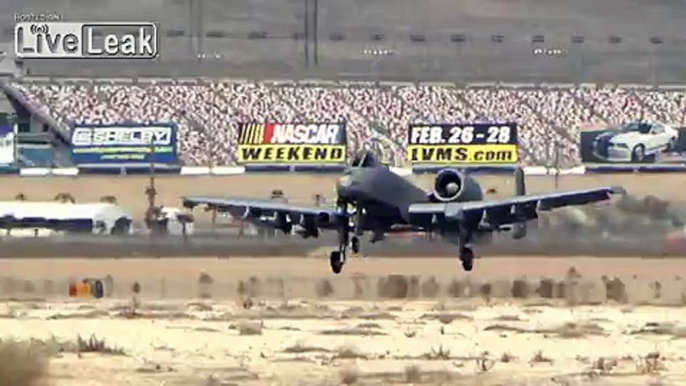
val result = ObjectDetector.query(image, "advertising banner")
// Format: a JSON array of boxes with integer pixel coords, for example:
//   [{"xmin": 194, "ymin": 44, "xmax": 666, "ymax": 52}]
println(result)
[
  {"xmin": 237, "ymin": 123, "xmax": 347, "ymax": 164},
  {"xmin": 407, "ymin": 123, "xmax": 518, "ymax": 164},
  {"xmin": 0, "ymin": 124, "xmax": 15, "ymax": 166},
  {"xmin": 70, "ymin": 123, "xmax": 177, "ymax": 165},
  {"xmin": 579, "ymin": 122, "xmax": 686, "ymax": 164}
]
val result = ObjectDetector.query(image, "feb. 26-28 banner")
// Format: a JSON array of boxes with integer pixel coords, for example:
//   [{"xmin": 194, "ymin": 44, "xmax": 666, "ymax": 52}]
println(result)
[
  {"xmin": 70, "ymin": 123, "xmax": 178, "ymax": 165},
  {"xmin": 407, "ymin": 123, "xmax": 518, "ymax": 164},
  {"xmin": 237, "ymin": 123, "xmax": 347, "ymax": 164}
]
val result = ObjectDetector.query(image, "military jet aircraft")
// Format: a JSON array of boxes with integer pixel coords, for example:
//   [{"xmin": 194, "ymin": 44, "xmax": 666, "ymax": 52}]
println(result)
[{"xmin": 182, "ymin": 152, "xmax": 625, "ymax": 274}]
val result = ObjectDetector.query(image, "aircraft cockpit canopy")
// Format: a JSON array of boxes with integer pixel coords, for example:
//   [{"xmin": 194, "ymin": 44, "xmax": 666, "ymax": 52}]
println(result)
[{"xmin": 350, "ymin": 151, "xmax": 382, "ymax": 168}]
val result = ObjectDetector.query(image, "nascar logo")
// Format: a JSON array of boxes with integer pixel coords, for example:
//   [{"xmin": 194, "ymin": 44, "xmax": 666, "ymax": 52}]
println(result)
[{"xmin": 239, "ymin": 123, "xmax": 345, "ymax": 145}]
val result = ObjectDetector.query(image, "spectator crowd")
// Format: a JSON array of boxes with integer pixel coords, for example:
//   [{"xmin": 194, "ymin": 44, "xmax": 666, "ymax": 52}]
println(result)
[{"xmin": 10, "ymin": 80, "xmax": 686, "ymax": 167}]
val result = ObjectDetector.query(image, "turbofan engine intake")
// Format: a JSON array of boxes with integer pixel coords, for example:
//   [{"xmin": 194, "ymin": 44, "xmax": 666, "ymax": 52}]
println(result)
[{"xmin": 432, "ymin": 169, "xmax": 483, "ymax": 203}]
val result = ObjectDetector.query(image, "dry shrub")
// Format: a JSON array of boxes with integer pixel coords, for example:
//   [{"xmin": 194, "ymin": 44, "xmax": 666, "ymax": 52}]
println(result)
[
  {"xmin": 500, "ymin": 352, "xmax": 515, "ymax": 363},
  {"xmin": 530, "ymin": 350, "xmax": 553, "ymax": 364},
  {"xmin": 602, "ymin": 276, "xmax": 628, "ymax": 303},
  {"xmin": 403, "ymin": 328, "xmax": 417, "ymax": 338},
  {"xmin": 592, "ymin": 357, "xmax": 618, "ymax": 374},
  {"xmin": 421, "ymin": 312, "xmax": 472, "ymax": 324},
  {"xmin": 546, "ymin": 322, "xmax": 605, "ymax": 338},
  {"xmin": 335, "ymin": 345, "xmax": 366, "ymax": 359},
  {"xmin": 404, "ymin": 364, "xmax": 422, "ymax": 383},
  {"xmin": 421, "ymin": 277, "xmax": 440, "ymax": 298},
  {"xmin": 237, "ymin": 320, "xmax": 263, "ymax": 336},
  {"xmin": 356, "ymin": 322, "xmax": 381, "ymax": 329},
  {"xmin": 377, "ymin": 275, "xmax": 410, "ymax": 299},
  {"xmin": 447, "ymin": 279, "xmax": 467, "ymax": 298},
  {"xmin": 319, "ymin": 328, "xmax": 386, "ymax": 336},
  {"xmin": 538, "ymin": 278, "xmax": 555, "ymax": 298},
  {"xmin": 197, "ymin": 272, "xmax": 214, "ymax": 299},
  {"xmin": 338, "ymin": 365, "xmax": 360, "ymax": 385},
  {"xmin": 351, "ymin": 273, "xmax": 368, "ymax": 299},
  {"xmin": 635, "ymin": 352, "xmax": 665, "ymax": 375},
  {"xmin": 425, "ymin": 344, "xmax": 451, "ymax": 360},
  {"xmin": 314, "ymin": 278, "xmax": 334, "ymax": 298},
  {"xmin": 283, "ymin": 342, "xmax": 330, "ymax": 354},
  {"xmin": 511, "ymin": 278, "xmax": 531, "ymax": 298},
  {"xmin": 476, "ymin": 351, "xmax": 496, "ymax": 372},
  {"xmin": 0, "ymin": 339, "xmax": 50, "ymax": 386},
  {"xmin": 76, "ymin": 334, "xmax": 125, "ymax": 355}
]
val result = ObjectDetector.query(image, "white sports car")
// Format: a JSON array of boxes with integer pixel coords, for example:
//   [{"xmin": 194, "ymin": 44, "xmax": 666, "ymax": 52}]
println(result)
[{"xmin": 593, "ymin": 122, "xmax": 678, "ymax": 163}]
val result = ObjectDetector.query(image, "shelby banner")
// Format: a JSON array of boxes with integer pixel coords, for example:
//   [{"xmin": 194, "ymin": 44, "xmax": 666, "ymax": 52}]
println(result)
[
  {"xmin": 0, "ymin": 124, "xmax": 15, "ymax": 166},
  {"xmin": 70, "ymin": 123, "xmax": 177, "ymax": 165},
  {"xmin": 579, "ymin": 122, "xmax": 686, "ymax": 164},
  {"xmin": 237, "ymin": 123, "xmax": 347, "ymax": 164},
  {"xmin": 407, "ymin": 123, "xmax": 518, "ymax": 164}
]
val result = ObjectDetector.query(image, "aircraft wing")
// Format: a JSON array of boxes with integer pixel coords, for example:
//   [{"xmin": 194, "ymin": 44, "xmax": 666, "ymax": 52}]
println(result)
[
  {"xmin": 408, "ymin": 186, "xmax": 625, "ymax": 229},
  {"xmin": 181, "ymin": 196, "xmax": 342, "ymax": 228}
]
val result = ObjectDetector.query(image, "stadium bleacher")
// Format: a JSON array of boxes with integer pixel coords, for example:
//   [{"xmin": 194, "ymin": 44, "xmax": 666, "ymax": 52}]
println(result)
[{"xmin": 6, "ymin": 80, "xmax": 686, "ymax": 167}]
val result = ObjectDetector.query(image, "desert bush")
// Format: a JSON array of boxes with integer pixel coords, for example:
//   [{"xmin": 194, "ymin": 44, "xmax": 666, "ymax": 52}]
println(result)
[
  {"xmin": 603, "ymin": 276, "xmax": 628, "ymax": 303},
  {"xmin": 76, "ymin": 334, "xmax": 125, "ymax": 355},
  {"xmin": 404, "ymin": 364, "xmax": 422, "ymax": 383},
  {"xmin": 14, "ymin": 193, "xmax": 27, "ymax": 201},
  {"xmin": 0, "ymin": 339, "xmax": 50, "ymax": 386},
  {"xmin": 377, "ymin": 275, "xmax": 410, "ymax": 299},
  {"xmin": 198, "ymin": 272, "xmax": 214, "ymax": 299},
  {"xmin": 538, "ymin": 278, "xmax": 555, "ymax": 298},
  {"xmin": 99, "ymin": 195, "xmax": 117, "ymax": 204},
  {"xmin": 511, "ymin": 278, "xmax": 531, "ymax": 298},
  {"xmin": 314, "ymin": 278, "xmax": 334, "ymax": 298},
  {"xmin": 53, "ymin": 192, "xmax": 75, "ymax": 203},
  {"xmin": 351, "ymin": 274, "xmax": 368, "ymax": 299},
  {"xmin": 530, "ymin": 350, "xmax": 553, "ymax": 364},
  {"xmin": 425, "ymin": 344, "xmax": 451, "ymax": 360},
  {"xmin": 338, "ymin": 365, "xmax": 360, "ymax": 385},
  {"xmin": 421, "ymin": 277, "xmax": 440, "ymax": 298},
  {"xmin": 237, "ymin": 320, "xmax": 263, "ymax": 335},
  {"xmin": 447, "ymin": 279, "xmax": 466, "ymax": 298},
  {"xmin": 476, "ymin": 351, "xmax": 496, "ymax": 372},
  {"xmin": 335, "ymin": 345, "xmax": 366, "ymax": 359}
]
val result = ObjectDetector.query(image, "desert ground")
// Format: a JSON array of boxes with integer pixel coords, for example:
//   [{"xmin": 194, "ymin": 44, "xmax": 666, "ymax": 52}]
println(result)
[
  {"xmin": 1, "ymin": 174, "xmax": 684, "ymax": 221},
  {"xmin": 1, "ymin": 257, "xmax": 686, "ymax": 385}
]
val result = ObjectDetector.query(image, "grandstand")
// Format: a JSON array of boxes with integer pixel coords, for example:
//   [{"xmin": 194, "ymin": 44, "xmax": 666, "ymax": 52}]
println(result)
[
  {"xmin": 1, "ymin": 80, "xmax": 684, "ymax": 167},
  {"xmin": 0, "ymin": 0, "xmax": 685, "ymax": 168}
]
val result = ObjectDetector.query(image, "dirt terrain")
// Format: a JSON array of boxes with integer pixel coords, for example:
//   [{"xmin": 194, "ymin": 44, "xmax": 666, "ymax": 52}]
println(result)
[
  {"xmin": 1, "ymin": 174, "xmax": 683, "ymax": 221},
  {"xmin": 1, "ymin": 257, "xmax": 686, "ymax": 385}
]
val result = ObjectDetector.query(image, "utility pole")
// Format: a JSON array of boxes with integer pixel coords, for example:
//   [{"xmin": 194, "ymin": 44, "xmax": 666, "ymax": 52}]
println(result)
[
  {"xmin": 304, "ymin": 0, "xmax": 310, "ymax": 67},
  {"xmin": 313, "ymin": 0, "xmax": 319, "ymax": 66},
  {"xmin": 145, "ymin": 136, "xmax": 158, "ymax": 234},
  {"xmin": 553, "ymin": 141, "xmax": 560, "ymax": 190}
]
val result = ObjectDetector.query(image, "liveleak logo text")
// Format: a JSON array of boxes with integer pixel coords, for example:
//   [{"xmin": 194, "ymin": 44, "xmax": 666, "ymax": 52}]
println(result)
[{"xmin": 14, "ymin": 22, "xmax": 158, "ymax": 59}]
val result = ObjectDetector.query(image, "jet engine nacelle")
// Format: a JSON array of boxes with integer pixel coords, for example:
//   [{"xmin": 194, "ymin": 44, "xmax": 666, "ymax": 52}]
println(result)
[{"xmin": 430, "ymin": 169, "xmax": 483, "ymax": 203}]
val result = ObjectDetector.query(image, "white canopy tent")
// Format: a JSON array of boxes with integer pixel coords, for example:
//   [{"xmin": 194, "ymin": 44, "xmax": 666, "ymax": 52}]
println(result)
[{"xmin": 0, "ymin": 201, "xmax": 133, "ymax": 235}]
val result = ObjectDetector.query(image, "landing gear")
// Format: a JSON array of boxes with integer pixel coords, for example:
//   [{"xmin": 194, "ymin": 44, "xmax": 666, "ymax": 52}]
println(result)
[
  {"xmin": 330, "ymin": 251, "xmax": 344, "ymax": 274},
  {"xmin": 351, "ymin": 236, "xmax": 360, "ymax": 254},
  {"xmin": 460, "ymin": 247, "xmax": 474, "ymax": 272}
]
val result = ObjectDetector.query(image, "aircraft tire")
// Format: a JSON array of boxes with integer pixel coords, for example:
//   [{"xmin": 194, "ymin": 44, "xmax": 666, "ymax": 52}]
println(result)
[
  {"xmin": 351, "ymin": 237, "xmax": 360, "ymax": 254},
  {"xmin": 330, "ymin": 251, "xmax": 344, "ymax": 274},
  {"xmin": 461, "ymin": 248, "xmax": 474, "ymax": 272}
]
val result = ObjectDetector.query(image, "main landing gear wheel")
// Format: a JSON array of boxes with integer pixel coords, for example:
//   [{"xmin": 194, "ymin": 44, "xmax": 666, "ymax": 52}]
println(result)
[
  {"xmin": 460, "ymin": 247, "xmax": 474, "ymax": 272},
  {"xmin": 351, "ymin": 236, "xmax": 360, "ymax": 254},
  {"xmin": 330, "ymin": 251, "xmax": 344, "ymax": 274}
]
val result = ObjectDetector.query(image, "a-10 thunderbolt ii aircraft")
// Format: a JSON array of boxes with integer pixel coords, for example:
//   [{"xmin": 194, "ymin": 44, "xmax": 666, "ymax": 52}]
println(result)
[{"xmin": 182, "ymin": 152, "xmax": 625, "ymax": 274}]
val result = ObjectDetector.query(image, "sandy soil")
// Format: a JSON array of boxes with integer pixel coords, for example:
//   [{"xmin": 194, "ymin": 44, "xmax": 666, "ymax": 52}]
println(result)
[{"xmin": 1, "ymin": 257, "xmax": 686, "ymax": 385}]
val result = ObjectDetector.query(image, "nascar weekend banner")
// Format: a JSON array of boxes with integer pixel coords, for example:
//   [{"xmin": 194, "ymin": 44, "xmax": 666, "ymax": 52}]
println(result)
[
  {"xmin": 579, "ymin": 122, "xmax": 686, "ymax": 164},
  {"xmin": 0, "ymin": 123, "xmax": 15, "ymax": 166},
  {"xmin": 237, "ymin": 123, "xmax": 347, "ymax": 164},
  {"xmin": 70, "ymin": 123, "xmax": 178, "ymax": 165},
  {"xmin": 407, "ymin": 123, "xmax": 518, "ymax": 164}
]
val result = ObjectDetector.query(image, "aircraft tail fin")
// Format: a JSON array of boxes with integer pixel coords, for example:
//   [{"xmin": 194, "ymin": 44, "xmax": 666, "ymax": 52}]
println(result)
[{"xmin": 512, "ymin": 166, "xmax": 527, "ymax": 239}]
